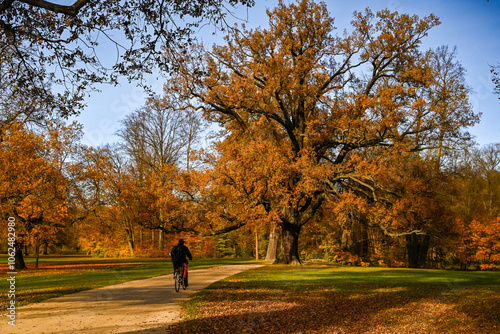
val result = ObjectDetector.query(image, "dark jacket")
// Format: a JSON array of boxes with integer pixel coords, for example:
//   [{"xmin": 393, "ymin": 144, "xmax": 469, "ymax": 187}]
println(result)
[{"xmin": 171, "ymin": 244, "xmax": 192, "ymax": 266}]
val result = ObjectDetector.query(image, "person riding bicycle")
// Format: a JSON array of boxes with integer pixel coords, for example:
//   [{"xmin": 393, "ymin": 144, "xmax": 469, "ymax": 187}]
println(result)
[{"xmin": 170, "ymin": 238, "xmax": 193, "ymax": 287}]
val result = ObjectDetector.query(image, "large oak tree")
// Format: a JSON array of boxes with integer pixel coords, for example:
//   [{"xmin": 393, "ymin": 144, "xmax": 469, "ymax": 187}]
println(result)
[{"xmin": 166, "ymin": 0, "xmax": 478, "ymax": 264}]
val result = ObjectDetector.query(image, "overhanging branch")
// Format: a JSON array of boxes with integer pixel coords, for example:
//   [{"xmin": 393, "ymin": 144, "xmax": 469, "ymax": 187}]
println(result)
[
  {"xmin": 17, "ymin": 0, "xmax": 90, "ymax": 16},
  {"xmin": 351, "ymin": 210, "xmax": 427, "ymax": 238},
  {"xmin": 154, "ymin": 221, "xmax": 246, "ymax": 237}
]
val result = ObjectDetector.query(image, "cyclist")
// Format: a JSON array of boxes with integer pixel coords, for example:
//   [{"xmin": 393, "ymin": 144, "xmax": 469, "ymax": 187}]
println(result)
[{"xmin": 170, "ymin": 238, "xmax": 193, "ymax": 287}]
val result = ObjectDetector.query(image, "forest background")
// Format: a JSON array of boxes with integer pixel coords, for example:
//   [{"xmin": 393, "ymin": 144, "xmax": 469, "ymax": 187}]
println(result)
[{"xmin": 1, "ymin": 0, "xmax": 500, "ymax": 270}]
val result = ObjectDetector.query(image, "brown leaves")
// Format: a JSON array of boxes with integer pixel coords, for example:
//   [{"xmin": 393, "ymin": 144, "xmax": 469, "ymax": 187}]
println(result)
[{"xmin": 173, "ymin": 266, "xmax": 500, "ymax": 334}]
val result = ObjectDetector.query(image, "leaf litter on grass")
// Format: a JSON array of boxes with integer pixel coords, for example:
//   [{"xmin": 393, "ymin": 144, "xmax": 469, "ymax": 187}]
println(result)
[{"xmin": 172, "ymin": 265, "xmax": 500, "ymax": 334}]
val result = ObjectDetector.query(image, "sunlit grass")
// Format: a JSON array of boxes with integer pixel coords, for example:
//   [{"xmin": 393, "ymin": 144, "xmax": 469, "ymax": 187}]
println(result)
[{"xmin": 178, "ymin": 264, "xmax": 500, "ymax": 333}]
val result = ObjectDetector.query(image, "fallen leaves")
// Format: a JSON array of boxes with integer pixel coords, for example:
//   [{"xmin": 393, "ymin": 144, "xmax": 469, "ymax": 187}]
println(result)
[{"xmin": 172, "ymin": 267, "xmax": 500, "ymax": 334}]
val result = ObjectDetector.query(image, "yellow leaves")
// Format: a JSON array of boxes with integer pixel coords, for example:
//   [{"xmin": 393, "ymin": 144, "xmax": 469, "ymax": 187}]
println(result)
[{"xmin": 27, "ymin": 224, "xmax": 58, "ymax": 246}]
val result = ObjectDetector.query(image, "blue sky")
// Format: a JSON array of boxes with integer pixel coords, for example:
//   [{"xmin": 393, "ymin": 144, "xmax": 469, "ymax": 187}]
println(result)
[{"xmin": 75, "ymin": 0, "xmax": 500, "ymax": 147}]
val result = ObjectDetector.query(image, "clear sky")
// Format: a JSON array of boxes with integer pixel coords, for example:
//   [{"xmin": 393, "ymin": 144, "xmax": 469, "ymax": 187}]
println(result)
[{"xmin": 74, "ymin": 0, "xmax": 500, "ymax": 147}]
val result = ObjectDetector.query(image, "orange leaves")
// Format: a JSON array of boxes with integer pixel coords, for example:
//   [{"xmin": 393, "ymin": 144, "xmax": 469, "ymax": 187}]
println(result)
[
  {"xmin": 470, "ymin": 216, "xmax": 500, "ymax": 268},
  {"xmin": 156, "ymin": 0, "xmax": 484, "ymax": 265},
  {"xmin": 0, "ymin": 121, "xmax": 79, "ymax": 260}
]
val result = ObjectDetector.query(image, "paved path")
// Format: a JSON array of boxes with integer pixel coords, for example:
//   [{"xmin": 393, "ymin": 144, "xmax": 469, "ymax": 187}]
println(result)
[{"xmin": 1, "ymin": 264, "xmax": 264, "ymax": 334}]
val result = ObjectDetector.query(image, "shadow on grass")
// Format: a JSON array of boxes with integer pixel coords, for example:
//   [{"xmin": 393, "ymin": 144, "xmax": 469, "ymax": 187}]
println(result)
[
  {"xmin": 163, "ymin": 266, "xmax": 500, "ymax": 334},
  {"xmin": 120, "ymin": 289, "xmax": 500, "ymax": 334}
]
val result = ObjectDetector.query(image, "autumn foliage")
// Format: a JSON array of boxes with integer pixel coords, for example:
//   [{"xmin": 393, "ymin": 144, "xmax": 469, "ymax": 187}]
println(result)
[
  {"xmin": 1, "ymin": 0, "xmax": 499, "ymax": 270},
  {"xmin": 162, "ymin": 0, "xmax": 480, "ymax": 265}
]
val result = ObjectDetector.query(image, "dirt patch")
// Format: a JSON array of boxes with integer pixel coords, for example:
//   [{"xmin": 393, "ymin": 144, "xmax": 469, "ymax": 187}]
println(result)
[{"xmin": 0, "ymin": 264, "xmax": 264, "ymax": 334}]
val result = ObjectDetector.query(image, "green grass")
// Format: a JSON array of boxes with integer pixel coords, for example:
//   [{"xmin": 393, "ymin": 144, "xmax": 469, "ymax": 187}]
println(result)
[
  {"xmin": 0, "ymin": 255, "xmax": 260, "ymax": 310},
  {"xmin": 4, "ymin": 257, "xmax": 499, "ymax": 332},
  {"xmin": 178, "ymin": 264, "xmax": 500, "ymax": 333}
]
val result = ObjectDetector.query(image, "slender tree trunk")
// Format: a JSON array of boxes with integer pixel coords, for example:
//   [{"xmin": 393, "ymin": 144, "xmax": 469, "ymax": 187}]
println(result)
[
  {"xmin": 35, "ymin": 244, "xmax": 40, "ymax": 269},
  {"xmin": 435, "ymin": 130, "xmax": 444, "ymax": 173},
  {"xmin": 255, "ymin": 230, "xmax": 259, "ymax": 261},
  {"xmin": 159, "ymin": 227, "xmax": 164, "ymax": 252},
  {"xmin": 186, "ymin": 136, "xmax": 192, "ymax": 171},
  {"xmin": 265, "ymin": 225, "xmax": 279, "ymax": 262},
  {"xmin": 159, "ymin": 210, "xmax": 165, "ymax": 252}
]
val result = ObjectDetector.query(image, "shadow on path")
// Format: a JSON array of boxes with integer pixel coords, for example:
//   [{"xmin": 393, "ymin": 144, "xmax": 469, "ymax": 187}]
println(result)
[{"xmin": 0, "ymin": 264, "xmax": 264, "ymax": 334}]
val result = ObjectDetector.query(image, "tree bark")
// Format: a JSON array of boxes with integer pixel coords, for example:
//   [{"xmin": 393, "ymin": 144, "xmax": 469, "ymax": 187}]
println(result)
[
  {"xmin": 16, "ymin": 0, "xmax": 90, "ymax": 16},
  {"xmin": 159, "ymin": 228, "xmax": 164, "ymax": 251},
  {"xmin": 255, "ymin": 230, "xmax": 259, "ymax": 261},
  {"xmin": 265, "ymin": 225, "xmax": 278, "ymax": 262},
  {"xmin": 125, "ymin": 228, "xmax": 135, "ymax": 256},
  {"xmin": 277, "ymin": 222, "xmax": 301, "ymax": 265},
  {"xmin": 127, "ymin": 238, "xmax": 135, "ymax": 257},
  {"xmin": 406, "ymin": 232, "xmax": 430, "ymax": 268},
  {"xmin": 35, "ymin": 244, "xmax": 40, "ymax": 269},
  {"xmin": 14, "ymin": 241, "xmax": 27, "ymax": 270}
]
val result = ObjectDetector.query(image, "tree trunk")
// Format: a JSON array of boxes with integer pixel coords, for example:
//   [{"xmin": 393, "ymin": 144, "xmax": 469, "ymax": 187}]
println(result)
[
  {"xmin": 14, "ymin": 241, "xmax": 27, "ymax": 270},
  {"xmin": 265, "ymin": 225, "xmax": 279, "ymax": 262},
  {"xmin": 255, "ymin": 230, "xmax": 259, "ymax": 261},
  {"xmin": 277, "ymin": 222, "xmax": 301, "ymax": 265},
  {"xmin": 35, "ymin": 244, "xmax": 40, "ymax": 269},
  {"xmin": 159, "ymin": 228, "xmax": 164, "ymax": 251},
  {"xmin": 125, "ymin": 228, "xmax": 135, "ymax": 256},
  {"xmin": 406, "ymin": 233, "xmax": 430, "ymax": 268},
  {"xmin": 341, "ymin": 230, "xmax": 352, "ymax": 251},
  {"xmin": 127, "ymin": 238, "xmax": 135, "ymax": 257},
  {"xmin": 158, "ymin": 206, "xmax": 165, "ymax": 252}
]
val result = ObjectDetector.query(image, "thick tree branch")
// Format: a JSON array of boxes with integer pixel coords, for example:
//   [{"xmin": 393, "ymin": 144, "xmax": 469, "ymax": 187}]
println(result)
[
  {"xmin": 153, "ymin": 220, "xmax": 246, "ymax": 237},
  {"xmin": 17, "ymin": 0, "xmax": 90, "ymax": 16}
]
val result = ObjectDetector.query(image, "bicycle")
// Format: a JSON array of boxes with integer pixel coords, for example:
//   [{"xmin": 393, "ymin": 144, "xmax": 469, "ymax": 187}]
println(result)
[{"xmin": 174, "ymin": 264, "xmax": 187, "ymax": 292}]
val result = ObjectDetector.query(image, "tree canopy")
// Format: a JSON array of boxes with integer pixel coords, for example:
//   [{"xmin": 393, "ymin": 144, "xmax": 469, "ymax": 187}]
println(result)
[
  {"xmin": 2, "ymin": 0, "xmax": 498, "ymax": 270},
  {"xmin": 164, "ymin": 0, "xmax": 479, "ymax": 264},
  {"xmin": 0, "ymin": 0, "xmax": 254, "ymax": 123}
]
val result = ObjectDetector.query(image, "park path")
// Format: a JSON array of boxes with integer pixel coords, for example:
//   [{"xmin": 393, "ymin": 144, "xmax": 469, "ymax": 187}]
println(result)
[{"xmin": 1, "ymin": 264, "xmax": 264, "ymax": 334}]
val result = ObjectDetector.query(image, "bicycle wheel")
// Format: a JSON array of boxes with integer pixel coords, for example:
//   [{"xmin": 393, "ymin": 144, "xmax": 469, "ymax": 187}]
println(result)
[
  {"xmin": 180, "ymin": 267, "xmax": 185, "ymax": 290},
  {"xmin": 174, "ymin": 269, "xmax": 181, "ymax": 292}
]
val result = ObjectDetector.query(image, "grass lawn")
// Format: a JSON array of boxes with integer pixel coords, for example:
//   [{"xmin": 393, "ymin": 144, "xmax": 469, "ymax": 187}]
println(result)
[
  {"xmin": 175, "ymin": 264, "xmax": 500, "ymax": 334},
  {"xmin": 0, "ymin": 255, "xmax": 259, "ymax": 310}
]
